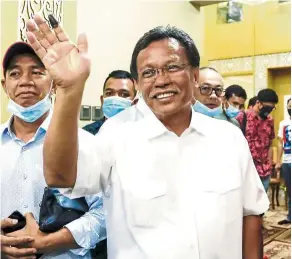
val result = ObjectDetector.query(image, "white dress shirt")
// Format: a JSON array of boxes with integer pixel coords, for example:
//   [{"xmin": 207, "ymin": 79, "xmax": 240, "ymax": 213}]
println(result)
[
  {"xmin": 61, "ymin": 99, "xmax": 269, "ymax": 259},
  {"xmin": 0, "ymin": 114, "xmax": 106, "ymax": 259}
]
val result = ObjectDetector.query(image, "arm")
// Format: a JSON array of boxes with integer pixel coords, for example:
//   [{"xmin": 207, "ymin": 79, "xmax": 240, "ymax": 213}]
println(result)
[
  {"xmin": 26, "ymin": 14, "xmax": 90, "ymax": 188},
  {"xmin": 276, "ymin": 121, "xmax": 284, "ymax": 170},
  {"xmin": 6, "ymin": 214, "xmax": 79, "ymax": 255},
  {"xmin": 276, "ymin": 137, "xmax": 284, "ymax": 170},
  {"xmin": 235, "ymin": 129, "xmax": 269, "ymax": 258},
  {"xmin": 38, "ymin": 227, "xmax": 79, "ymax": 254},
  {"xmin": 243, "ymin": 216, "xmax": 262, "ymax": 259},
  {"xmin": 268, "ymin": 119, "xmax": 276, "ymax": 165},
  {"xmin": 44, "ymin": 88, "xmax": 83, "ymax": 187},
  {"xmin": 65, "ymin": 193, "xmax": 106, "ymax": 256},
  {"xmin": 268, "ymin": 146, "xmax": 273, "ymax": 165}
]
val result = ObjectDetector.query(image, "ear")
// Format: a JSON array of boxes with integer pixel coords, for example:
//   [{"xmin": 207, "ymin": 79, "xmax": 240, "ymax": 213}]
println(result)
[
  {"xmin": 1, "ymin": 79, "xmax": 7, "ymax": 94},
  {"xmin": 51, "ymin": 81, "xmax": 57, "ymax": 95},
  {"xmin": 100, "ymin": 95, "xmax": 104, "ymax": 106},
  {"xmin": 134, "ymin": 79, "xmax": 140, "ymax": 91},
  {"xmin": 192, "ymin": 67, "xmax": 199, "ymax": 86}
]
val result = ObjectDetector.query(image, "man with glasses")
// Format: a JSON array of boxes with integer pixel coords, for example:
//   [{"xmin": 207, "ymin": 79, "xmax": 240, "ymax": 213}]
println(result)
[
  {"xmin": 237, "ymin": 89, "xmax": 278, "ymax": 192},
  {"xmin": 193, "ymin": 67, "xmax": 240, "ymax": 127},
  {"xmin": 29, "ymin": 14, "xmax": 269, "ymax": 259}
]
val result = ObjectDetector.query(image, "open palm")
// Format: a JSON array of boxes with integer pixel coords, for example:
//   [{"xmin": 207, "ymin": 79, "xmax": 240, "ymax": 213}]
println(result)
[{"xmin": 26, "ymin": 14, "xmax": 90, "ymax": 89}]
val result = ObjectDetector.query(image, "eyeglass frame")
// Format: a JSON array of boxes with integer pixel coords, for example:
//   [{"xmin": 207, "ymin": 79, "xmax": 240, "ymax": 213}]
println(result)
[
  {"xmin": 198, "ymin": 85, "xmax": 225, "ymax": 97},
  {"xmin": 138, "ymin": 63, "xmax": 191, "ymax": 83}
]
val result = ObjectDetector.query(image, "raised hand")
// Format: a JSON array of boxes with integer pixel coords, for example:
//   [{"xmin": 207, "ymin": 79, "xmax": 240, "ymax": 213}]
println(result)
[{"xmin": 26, "ymin": 13, "xmax": 90, "ymax": 90}]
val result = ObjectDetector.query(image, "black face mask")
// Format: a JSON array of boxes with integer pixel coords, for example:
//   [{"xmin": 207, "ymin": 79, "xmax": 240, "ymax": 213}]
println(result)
[
  {"xmin": 259, "ymin": 106, "xmax": 274, "ymax": 120},
  {"xmin": 288, "ymin": 108, "xmax": 291, "ymax": 117}
]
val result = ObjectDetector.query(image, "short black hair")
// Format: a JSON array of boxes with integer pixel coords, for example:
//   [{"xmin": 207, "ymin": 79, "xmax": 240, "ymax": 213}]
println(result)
[
  {"xmin": 225, "ymin": 84, "xmax": 247, "ymax": 100},
  {"xmin": 287, "ymin": 98, "xmax": 291, "ymax": 105},
  {"xmin": 103, "ymin": 70, "xmax": 135, "ymax": 93},
  {"xmin": 248, "ymin": 96, "xmax": 257, "ymax": 107},
  {"xmin": 130, "ymin": 25, "xmax": 200, "ymax": 80},
  {"xmin": 257, "ymin": 89, "xmax": 278, "ymax": 104},
  {"xmin": 199, "ymin": 67, "xmax": 219, "ymax": 73}
]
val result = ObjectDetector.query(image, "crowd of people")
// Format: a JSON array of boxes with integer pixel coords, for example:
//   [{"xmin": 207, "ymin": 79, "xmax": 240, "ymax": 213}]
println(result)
[{"xmin": 0, "ymin": 13, "xmax": 290, "ymax": 259}]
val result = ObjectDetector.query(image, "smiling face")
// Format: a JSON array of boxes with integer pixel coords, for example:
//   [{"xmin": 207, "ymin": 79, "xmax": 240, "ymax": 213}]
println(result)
[
  {"xmin": 1, "ymin": 54, "xmax": 52, "ymax": 107},
  {"xmin": 136, "ymin": 38, "xmax": 199, "ymax": 118}
]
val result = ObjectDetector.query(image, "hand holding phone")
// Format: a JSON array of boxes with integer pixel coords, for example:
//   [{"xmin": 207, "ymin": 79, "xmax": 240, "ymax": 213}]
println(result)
[
  {"xmin": 1, "ymin": 215, "xmax": 37, "ymax": 258},
  {"xmin": 2, "ymin": 210, "xmax": 26, "ymax": 234}
]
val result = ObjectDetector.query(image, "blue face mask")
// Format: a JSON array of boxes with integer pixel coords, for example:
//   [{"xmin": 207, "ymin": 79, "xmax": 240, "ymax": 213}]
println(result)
[
  {"xmin": 225, "ymin": 103, "xmax": 240, "ymax": 118},
  {"xmin": 7, "ymin": 92, "xmax": 52, "ymax": 123},
  {"xmin": 193, "ymin": 100, "xmax": 222, "ymax": 117},
  {"xmin": 102, "ymin": 96, "xmax": 132, "ymax": 118}
]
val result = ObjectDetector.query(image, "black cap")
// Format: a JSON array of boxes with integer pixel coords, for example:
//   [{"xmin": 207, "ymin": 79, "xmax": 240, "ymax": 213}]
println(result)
[{"xmin": 2, "ymin": 42, "xmax": 40, "ymax": 76}]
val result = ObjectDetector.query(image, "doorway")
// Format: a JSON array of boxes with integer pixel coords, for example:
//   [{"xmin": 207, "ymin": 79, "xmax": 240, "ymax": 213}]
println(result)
[{"xmin": 268, "ymin": 66, "xmax": 291, "ymax": 146}]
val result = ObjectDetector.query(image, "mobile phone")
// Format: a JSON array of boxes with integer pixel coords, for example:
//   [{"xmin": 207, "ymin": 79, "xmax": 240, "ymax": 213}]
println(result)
[{"xmin": 2, "ymin": 210, "xmax": 26, "ymax": 233}]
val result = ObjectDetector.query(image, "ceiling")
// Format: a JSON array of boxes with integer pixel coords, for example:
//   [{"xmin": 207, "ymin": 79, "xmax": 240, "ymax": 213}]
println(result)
[{"xmin": 190, "ymin": 1, "xmax": 227, "ymax": 10}]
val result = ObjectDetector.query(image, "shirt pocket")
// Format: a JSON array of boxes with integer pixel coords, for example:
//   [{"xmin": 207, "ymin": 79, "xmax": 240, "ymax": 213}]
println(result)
[
  {"xmin": 125, "ymin": 181, "xmax": 167, "ymax": 228},
  {"xmin": 198, "ymin": 178, "xmax": 242, "ymax": 224}
]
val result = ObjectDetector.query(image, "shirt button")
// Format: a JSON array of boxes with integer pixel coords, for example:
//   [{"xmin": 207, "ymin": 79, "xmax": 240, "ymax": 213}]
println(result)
[
  {"xmin": 23, "ymin": 174, "xmax": 27, "ymax": 180},
  {"xmin": 22, "ymin": 146, "xmax": 26, "ymax": 151}
]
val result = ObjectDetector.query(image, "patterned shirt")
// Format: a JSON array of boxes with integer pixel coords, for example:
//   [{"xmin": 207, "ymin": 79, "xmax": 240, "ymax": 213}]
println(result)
[
  {"xmin": 237, "ymin": 110, "xmax": 275, "ymax": 177},
  {"xmin": 0, "ymin": 114, "xmax": 106, "ymax": 259}
]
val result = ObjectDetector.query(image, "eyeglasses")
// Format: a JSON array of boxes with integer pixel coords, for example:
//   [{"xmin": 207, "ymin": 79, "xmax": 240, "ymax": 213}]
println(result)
[
  {"xmin": 199, "ymin": 85, "xmax": 224, "ymax": 97},
  {"xmin": 139, "ymin": 63, "xmax": 190, "ymax": 83}
]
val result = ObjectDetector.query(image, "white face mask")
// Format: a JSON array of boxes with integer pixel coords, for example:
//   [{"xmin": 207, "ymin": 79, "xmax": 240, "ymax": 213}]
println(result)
[{"xmin": 7, "ymin": 84, "xmax": 53, "ymax": 123}]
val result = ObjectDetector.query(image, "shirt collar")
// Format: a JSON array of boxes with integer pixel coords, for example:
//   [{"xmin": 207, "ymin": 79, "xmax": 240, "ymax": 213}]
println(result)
[
  {"xmin": 137, "ymin": 103, "xmax": 207, "ymax": 139},
  {"xmin": 0, "ymin": 110, "xmax": 52, "ymax": 144}
]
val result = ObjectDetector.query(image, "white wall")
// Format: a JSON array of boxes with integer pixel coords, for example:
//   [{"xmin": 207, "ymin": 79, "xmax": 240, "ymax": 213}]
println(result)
[{"xmin": 77, "ymin": 0, "xmax": 205, "ymax": 112}]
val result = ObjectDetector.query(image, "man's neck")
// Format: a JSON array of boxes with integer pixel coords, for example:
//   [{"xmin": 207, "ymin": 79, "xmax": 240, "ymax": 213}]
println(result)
[
  {"xmin": 156, "ymin": 106, "xmax": 192, "ymax": 137},
  {"xmin": 11, "ymin": 111, "xmax": 49, "ymax": 143}
]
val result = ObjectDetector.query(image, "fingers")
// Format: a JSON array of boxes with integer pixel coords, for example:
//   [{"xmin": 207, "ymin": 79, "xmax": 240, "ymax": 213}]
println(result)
[
  {"xmin": 1, "ymin": 235, "xmax": 34, "ymax": 246},
  {"xmin": 1, "ymin": 218, "xmax": 18, "ymax": 229},
  {"xmin": 33, "ymin": 13, "xmax": 58, "ymax": 45},
  {"xmin": 53, "ymin": 26, "xmax": 70, "ymax": 42},
  {"xmin": 77, "ymin": 33, "xmax": 88, "ymax": 54},
  {"xmin": 26, "ymin": 31, "xmax": 47, "ymax": 60},
  {"xmin": 24, "ymin": 213, "xmax": 34, "ymax": 220},
  {"xmin": 24, "ymin": 214, "xmax": 38, "ymax": 228},
  {"xmin": 48, "ymin": 14, "xmax": 69, "ymax": 42},
  {"xmin": 1, "ymin": 244, "xmax": 36, "ymax": 258},
  {"xmin": 26, "ymin": 13, "xmax": 70, "ymax": 61}
]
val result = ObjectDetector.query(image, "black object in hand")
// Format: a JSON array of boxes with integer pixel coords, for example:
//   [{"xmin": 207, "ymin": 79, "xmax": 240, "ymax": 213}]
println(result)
[
  {"xmin": 2, "ymin": 210, "xmax": 26, "ymax": 234},
  {"xmin": 48, "ymin": 14, "xmax": 59, "ymax": 29}
]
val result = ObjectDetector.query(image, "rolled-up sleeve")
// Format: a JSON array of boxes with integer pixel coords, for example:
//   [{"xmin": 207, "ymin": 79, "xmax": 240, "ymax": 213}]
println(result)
[
  {"xmin": 65, "ymin": 193, "xmax": 106, "ymax": 256},
  {"xmin": 59, "ymin": 129, "xmax": 114, "ymax": 199},
  {"xmin": 235, "ymin": 129, "xmax": 270, "ymax": 216}
]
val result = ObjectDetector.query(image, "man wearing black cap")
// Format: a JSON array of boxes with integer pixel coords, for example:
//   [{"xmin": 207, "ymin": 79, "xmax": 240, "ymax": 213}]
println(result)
[{"xmin": 0, "ymin": 42, "xmax": 106, "ymax": 259}]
